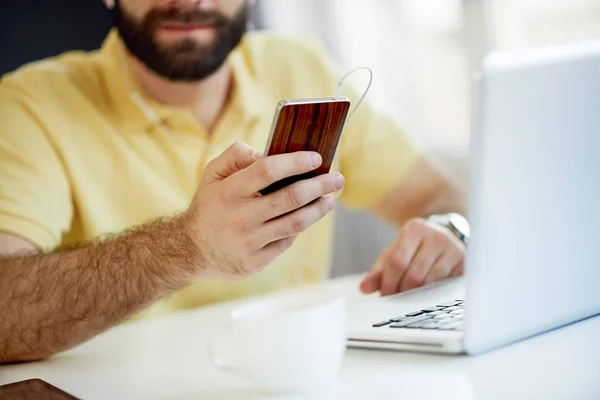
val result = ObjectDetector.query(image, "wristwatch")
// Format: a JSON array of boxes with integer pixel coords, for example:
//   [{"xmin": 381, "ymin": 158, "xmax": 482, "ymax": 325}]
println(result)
[{"xmin": 427, "ymin": 213, "xmax": 470, "ymax": 247}]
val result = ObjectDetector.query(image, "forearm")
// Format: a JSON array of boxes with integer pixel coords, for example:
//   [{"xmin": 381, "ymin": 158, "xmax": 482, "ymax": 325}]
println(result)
[
  {"xmin": 0, "ymin": 215, "xmax": 199, "ymax": 363},
  {"xmin": 421, "ymin": 179, "xmax": 467, "ymax": 217},
  {"xmin": 373, "ymin": 158, "xmax": 468, "ymax": 227}
]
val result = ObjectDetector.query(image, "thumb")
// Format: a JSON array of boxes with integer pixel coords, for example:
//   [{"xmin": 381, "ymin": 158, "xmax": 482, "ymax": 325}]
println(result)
[{"xmin": 204, "ymin": 142, "xmax": 261, "ymax": 182}]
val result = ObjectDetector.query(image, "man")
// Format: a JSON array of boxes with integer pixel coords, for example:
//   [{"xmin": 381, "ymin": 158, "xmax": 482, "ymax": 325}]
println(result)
[{"xmin": 0, "ymin": 0, "xmax": 466, "ymax": 363}]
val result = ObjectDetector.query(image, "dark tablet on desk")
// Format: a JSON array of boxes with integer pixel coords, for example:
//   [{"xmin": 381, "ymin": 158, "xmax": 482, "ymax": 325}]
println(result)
[{"xmin": 0, "ymin": 379, "xmax": 80, "ymax": 400}]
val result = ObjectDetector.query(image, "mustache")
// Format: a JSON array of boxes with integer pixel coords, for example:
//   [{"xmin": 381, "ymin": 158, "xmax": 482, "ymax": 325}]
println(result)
[{"xmin": 146, "ymin": 7, "xmax": 231, "ymax": 27}]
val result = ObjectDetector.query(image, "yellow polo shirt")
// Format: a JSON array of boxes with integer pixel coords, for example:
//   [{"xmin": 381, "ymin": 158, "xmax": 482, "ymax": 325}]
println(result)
[{"xmin": 0, "ymin": 31, "xmax": 420, "ymax": 319}]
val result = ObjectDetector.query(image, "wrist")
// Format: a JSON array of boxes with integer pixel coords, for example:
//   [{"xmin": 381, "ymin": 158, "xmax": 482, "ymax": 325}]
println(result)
[
  {"xmin": 135, "ymin": 214, "xmax": 204, "ymax": 291},
  {"xmin": 426, "ymin": 213, "xmax": 470, "ymax": 247}
]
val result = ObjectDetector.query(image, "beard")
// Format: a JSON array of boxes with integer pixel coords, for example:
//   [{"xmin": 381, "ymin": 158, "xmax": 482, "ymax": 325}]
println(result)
[{"xmin": 112, "ymin": 1, "xmax": 249, "ymax": 82}]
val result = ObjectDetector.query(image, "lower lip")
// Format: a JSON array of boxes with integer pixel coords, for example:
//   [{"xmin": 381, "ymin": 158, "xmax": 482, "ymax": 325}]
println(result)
[{"xmin": 157, "ymin": 25, "xmax": 215, "ymax": 33}]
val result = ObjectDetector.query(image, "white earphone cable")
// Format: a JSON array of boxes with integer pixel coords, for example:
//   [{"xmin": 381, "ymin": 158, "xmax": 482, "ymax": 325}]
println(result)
[
  {"xmin": 295, "ymin": 66, "xmax": 373, "ymax": 286},
  {"xmin": 335, "ymin": 66, "xmax": 373, "ymax": 120}
]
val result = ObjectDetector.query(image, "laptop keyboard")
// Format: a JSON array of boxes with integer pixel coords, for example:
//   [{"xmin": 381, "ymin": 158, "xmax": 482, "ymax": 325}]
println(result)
[{"xmin": 372, "ymin": 300, "xmax": 465, "ymax": 331}]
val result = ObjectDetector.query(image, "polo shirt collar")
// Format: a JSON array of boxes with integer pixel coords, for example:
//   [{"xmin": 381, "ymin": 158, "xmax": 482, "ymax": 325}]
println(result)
[{"xmin": 98, "ymin": 29, "xmax": 271, "ymax": 133}]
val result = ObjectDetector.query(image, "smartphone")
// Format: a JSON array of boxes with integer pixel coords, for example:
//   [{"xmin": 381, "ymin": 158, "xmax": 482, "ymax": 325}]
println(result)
[
  {"xmin": 0, "ymin": 379, "xmax": 80, "ymax": 399},
  {"xmin": 260, "ymin": 97, "xmax": 351, "ymax": 195}
]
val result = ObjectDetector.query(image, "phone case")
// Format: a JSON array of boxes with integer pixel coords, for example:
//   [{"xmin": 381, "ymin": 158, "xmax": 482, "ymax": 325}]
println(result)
[
  {"xmin": 261, "ymin": 98, "xmax": 351, "ymax": 195},
  {"xmin": 0, "ymin": 379, "xmax": 80, "ymax": 399}
]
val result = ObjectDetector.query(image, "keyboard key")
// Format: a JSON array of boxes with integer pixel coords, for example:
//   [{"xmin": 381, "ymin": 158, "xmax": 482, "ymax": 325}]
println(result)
[
  {"xmin": 436, "ymin": 301, "xmax": 461, "ymax": 307},
  {"xmin": 434, "ymin": 313, "xmax": 453, "ymax": 319},
  {"xmin": 405, "ymin": 321, "xmax": 431, "ymax": 329},
  {"xmin": 455, "ymin": 315, "xmax": 465, "ymax": 320},
  {"xmin": 450, "ymin": 309, "xmax": 465, "ymax": 315},
  {"xmin": 372, "ymin": 320, "xmax": 392, "ymax": 327},
  {"xmin": 419, "ymin": 322, "xmax": 440, "ymax": 329},
  {"xmin": 390, "ymin": 315, "xmax": 432, "ymax": 328},
  {"xmin": 391, "ymin": 310, "xmax": 424, "ymax": 321},
  {"xmin": 421, "ymin": 307, "xmax": 443, "ymax": 313},
  {"xmin": 437, "ymin": 317, "xmax": 457, "ymax": 325},
  {"xmin": 445, "ymin": 306, "xmax": 462, "ymax": 311},
  {"xmin": 439, "ymin": 321, "xmax": 464, "ymax": 330},
  {"xmin": 428, "ymin": 311, "xmax": 449, "ymax": 316},
  {"xmin": 405, "ymin": 311, "xmax": 424, "ymax": 317}
]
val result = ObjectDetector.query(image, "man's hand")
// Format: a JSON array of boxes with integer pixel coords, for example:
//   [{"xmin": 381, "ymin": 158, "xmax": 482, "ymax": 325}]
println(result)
[
  {"xmin": 359, "ymin": 218, "xmax": 465, "ymax": 296},
  {"xmin": 0, "ymin": 141, "xmax": 343, "ymax": 363},
  {"xmin": 182, "ymin": 141, "xmax": 344, "ymax": 280}
]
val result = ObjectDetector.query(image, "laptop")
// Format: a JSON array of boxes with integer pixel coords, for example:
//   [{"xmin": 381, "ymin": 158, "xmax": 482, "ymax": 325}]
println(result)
[{"xmin": 346, "ymin": 39, "xmax": 600, "ymax": 355}]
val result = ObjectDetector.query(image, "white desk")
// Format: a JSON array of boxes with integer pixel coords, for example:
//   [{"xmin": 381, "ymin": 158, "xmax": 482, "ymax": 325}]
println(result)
[{"xmin": 1, "ymin": 275, "xmax": 599, "ymax": 399}]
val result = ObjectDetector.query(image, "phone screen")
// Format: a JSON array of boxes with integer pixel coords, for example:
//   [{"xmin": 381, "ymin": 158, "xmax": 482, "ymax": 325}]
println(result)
[
  {"xmin": 0, "ymin": 379, "xmax": 80, "ymax": 400},
  {"xmin": 261, "ymin": 99, "xmax": 351, "ymax": 195}
]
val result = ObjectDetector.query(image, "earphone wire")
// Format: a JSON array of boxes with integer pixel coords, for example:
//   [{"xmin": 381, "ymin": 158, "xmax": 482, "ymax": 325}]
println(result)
[
  {"xmin": 335, "ymin": 66, "xmax": 373, "ymax": 120},
  {"xmin": 295, "ymin": 66, "xmax": 373, "ymax": 287}
]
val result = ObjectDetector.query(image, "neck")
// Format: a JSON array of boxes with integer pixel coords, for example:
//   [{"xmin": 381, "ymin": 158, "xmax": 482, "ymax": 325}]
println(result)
[{"xmin": 128, "ymin": 56, "xmax": 233, "ymax": 133}]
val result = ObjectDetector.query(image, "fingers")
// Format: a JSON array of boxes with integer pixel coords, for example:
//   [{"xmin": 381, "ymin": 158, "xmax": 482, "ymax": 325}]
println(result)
[
  {"xmin": 255, "ymin": 236, "xmax": 297, "ymax": 268},
  {"xmin": 255, "ymin": 194, "xmax": 337, "ymax": 247},
  {"xmin": 204, "ymin": 142, "xmax": 260, "ymax": 183},
  {"xmin": 423, "ymin": 248, "xmax": 464, "ymax": 285},
  {"xmin": 258, "ymin": 172, "xmax": 344, "ymax": 221},
  {"xmin": 230, "ymin": 152, "xmax": 323, "ymax": 197},
  {"xmin": 359, "ymin": 259, "xmax": 384, "ymax": 294},
  {"xmin": 398, "ymin": 231, "xmax": 447, "ymax": 292},
  {"xmin": 379, "ymin": 225, "xmax": 425, "ymax": 296},
  {"xmin": 450, "ymin": 261, "xmax": 464, "ymax": 277},
  {"xmin": 360, "ymin": 245, "xmax": 392, "ymax": 294},
  {"xmin": 360, "ymin": 218, "xmax": 467, "ymax": 297}
]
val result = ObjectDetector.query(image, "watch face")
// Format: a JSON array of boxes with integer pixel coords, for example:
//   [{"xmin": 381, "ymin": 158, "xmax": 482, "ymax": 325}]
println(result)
[{"xmin": 449, "ymin": 213, "xmax": 470, "ymax": 238}]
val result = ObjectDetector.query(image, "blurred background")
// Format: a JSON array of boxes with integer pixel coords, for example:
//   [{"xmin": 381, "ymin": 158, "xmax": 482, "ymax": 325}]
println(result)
[{"xmin": 2, "ymin": 0, "xmax": 599, "ymax": 277}]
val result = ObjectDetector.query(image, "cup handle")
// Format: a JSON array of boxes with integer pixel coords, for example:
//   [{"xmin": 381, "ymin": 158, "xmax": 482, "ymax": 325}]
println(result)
[{"xmin": 206, "ymin": 324, "xmax": 244, "ymax": 374}]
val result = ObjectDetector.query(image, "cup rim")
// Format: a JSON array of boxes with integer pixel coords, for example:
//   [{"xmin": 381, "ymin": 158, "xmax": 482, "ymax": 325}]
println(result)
[{"xmin": 231, "ymin": 288, "xmax": 345, "ymax": 321}]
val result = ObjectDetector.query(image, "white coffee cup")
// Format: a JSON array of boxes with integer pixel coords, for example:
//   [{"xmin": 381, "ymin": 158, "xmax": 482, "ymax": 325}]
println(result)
[{"xmin": 207, "ymin": 288, "xmax": 347, "ymax": 395}]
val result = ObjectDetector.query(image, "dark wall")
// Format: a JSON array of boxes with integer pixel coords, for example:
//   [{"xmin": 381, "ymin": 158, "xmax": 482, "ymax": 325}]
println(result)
[
  {"xmin": 0, "ymin": 1, "xmax": 112, "ymax": 75},
  {"xmin": 0, "ymin": 1, "xmax": 269, "ymax": 77}
]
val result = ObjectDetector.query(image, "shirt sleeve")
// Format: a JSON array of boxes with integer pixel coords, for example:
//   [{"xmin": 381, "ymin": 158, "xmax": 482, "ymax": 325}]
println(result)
[
  {"xmin": 297, "ymin": 38, "xmax": 423, "ymax": 210},
  {"xmin": 336, "ymin": 90, "xmax": 422, "ymax": 210},
  {"xmin": 0, "ymin": 79, "xmax": 72, "ymax": 250}
]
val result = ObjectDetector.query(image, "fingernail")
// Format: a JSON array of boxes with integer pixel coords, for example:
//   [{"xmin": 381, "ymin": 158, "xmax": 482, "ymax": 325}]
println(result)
[
  {"xmin": 333, "ymin": 173, "xmax": 345, "ymax": 190},
  {"xmin": 253, "ymin": 151, "xmax": 263, "ymax": 159},
  {"xmin": 310, "ymin": 153, "xmax": 322, "ymax": 168}
]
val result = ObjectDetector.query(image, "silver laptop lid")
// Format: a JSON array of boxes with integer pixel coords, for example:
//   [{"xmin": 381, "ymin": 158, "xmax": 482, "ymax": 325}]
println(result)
[{"xmin": 464, "ymin": 40, "xmax": 600, "ymax": 354}]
